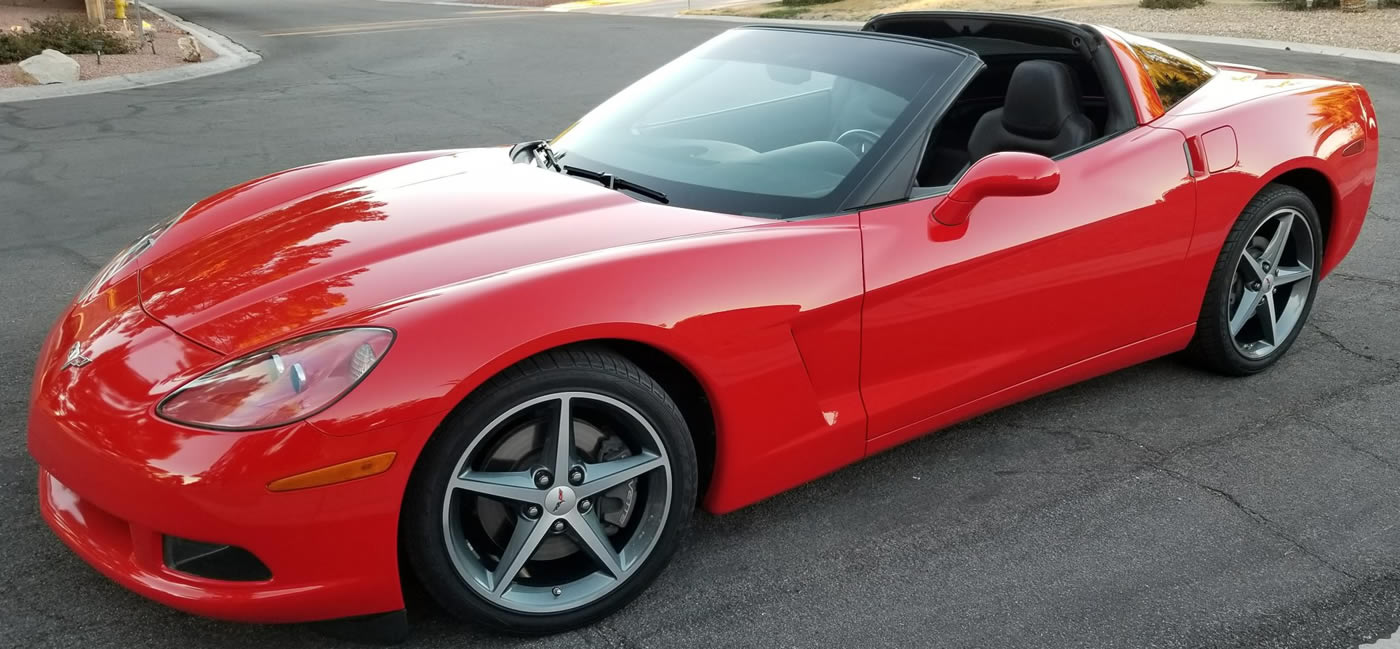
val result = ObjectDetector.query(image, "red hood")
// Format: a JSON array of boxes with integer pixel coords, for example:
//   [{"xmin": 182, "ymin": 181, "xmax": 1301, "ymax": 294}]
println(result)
[{"xmin": 139, "ymin": 148, "xmax": 758, "ymax": 354}]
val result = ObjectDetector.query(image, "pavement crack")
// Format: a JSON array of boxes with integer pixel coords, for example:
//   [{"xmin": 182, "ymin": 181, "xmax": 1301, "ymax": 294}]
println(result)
[
  {"xmin": 587, "ymin": 620, "xmax": 645, "ymax": 649},
  {"xmin": 1146, "ymin": 463, "xmax": 1362, "ymax": 582},
  {"xmin": 1020, "ymin": 423, "xmax": 1169, "ymax": 458},
  {"xmin": 1331, "ymin": 270, "xmax": 1400, "ymax": 290},
  {"xmin": 1170, "ymin": 367, "xmax": 1400, "ymax": 458},
  {"xmin": 1308, "ymin": 322, "xmax": 1392, "ymax": 366},
  {"xmin": 1301, "ymin": 414, "xmax": 1400, "ymax": 475}
]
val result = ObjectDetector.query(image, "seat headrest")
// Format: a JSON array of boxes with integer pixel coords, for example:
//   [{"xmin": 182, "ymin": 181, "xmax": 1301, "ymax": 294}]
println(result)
[{"xmin": 1001, "ymin": 60, "xmax": 1082, "ymax": 140}]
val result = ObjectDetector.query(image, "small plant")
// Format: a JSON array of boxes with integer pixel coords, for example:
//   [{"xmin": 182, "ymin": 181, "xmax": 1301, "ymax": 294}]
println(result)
[
  {"xmin": 1284, "ymin": 0, "xmax": 1339, "ymax": 8},
  {"xmin": 759, "ymin": 5, "xmax": 808, "ymax": 16},
  {"xmin": 1139, "ymin": 0, "xmax": 1205, "ymax": 7},
  {"xmin": 0, "ymin": 15, "xmax": 135, "ymax": 65}
]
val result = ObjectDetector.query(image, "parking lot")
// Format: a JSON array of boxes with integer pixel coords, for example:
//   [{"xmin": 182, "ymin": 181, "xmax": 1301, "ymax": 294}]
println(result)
[{"xmin": 1, "ymin": 2, "xmax": 1398, "ymax": 647}]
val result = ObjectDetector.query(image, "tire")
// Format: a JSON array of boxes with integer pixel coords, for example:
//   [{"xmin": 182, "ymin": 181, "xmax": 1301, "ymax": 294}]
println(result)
[
  {"xmin": 1187, "ymin": 183, "xmax": 1324, "ymax": 376},
  {"xmin": 402, "ymin": 347, "xmax": 698, "ymax": 635}
]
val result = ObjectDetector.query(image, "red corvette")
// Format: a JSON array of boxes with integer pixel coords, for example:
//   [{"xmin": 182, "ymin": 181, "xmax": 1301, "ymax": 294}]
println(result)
[{"xmin": 28, "ymin": 13, "xmax": 1378, "ymax": 638}]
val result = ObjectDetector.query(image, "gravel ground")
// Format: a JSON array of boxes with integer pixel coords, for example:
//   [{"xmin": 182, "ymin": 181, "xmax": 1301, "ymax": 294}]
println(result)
[
  {"xmin": 0, "ymin": 4, "xmax": 214, "ymax": 89},
  {"xmin": 1047, "ymin": 4, "xmax": 1400, "ymax": 53},
  {"xmin": 700, "ymin": 0, "xmax": 1400, "ymax": 54}
]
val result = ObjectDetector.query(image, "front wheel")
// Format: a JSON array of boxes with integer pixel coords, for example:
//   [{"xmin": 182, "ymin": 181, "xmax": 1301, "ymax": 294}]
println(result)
[
  {"xmin": 402, "ymin": 348, "xmax": 697, "ymax": 634},
  {"xmin": 1187, "ymin": 184, "xmax": 1323, "ymax": 375}
]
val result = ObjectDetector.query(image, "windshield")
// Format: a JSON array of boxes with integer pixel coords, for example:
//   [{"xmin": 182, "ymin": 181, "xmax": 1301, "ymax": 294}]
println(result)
[{"xmin": 553, "ymin": 28, "xmax": 968, "ymax": 219}]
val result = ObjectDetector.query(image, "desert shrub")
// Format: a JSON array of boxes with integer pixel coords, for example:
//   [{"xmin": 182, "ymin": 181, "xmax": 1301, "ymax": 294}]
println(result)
[
  {"xmin": 1139, "ymin": 0, "xmax": 1205, "ymax": 7},
  {"xmin": 0, "ymin": 15, "xmax": 135, "ymax": 65},
  {"xmin": 0, "ymin": 34, "xmax": 33, "ymax": 65}
]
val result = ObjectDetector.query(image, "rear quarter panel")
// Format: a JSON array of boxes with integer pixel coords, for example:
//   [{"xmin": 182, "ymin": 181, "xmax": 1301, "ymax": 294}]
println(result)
[{"xmin": 1152, "ymin": 68, "xmax": 1378, "ymax": 311}]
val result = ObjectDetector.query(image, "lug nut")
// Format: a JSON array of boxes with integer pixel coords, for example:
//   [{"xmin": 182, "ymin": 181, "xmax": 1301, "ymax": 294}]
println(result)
[
  {"xmin": 1250, "ymin": 281, "xmax": 1262, "ymax": 291},
  {"xmin": 552, "ymin": 587, "xmax": 563, "ymax": 597},
  {"xmin": 524, "ymin": 504, "xmax": 541, "ymax": 519},
  {"xmin": 568, "ymin": 466, "xmax": 585, "ymax": 485},
  {"xmin": 578, "ymin": 498, "xmax": 592, "ymax": 514},
  {"xmin": 551, "ymin": 520, "xmax": 566, "ymax": 533},
  {"xmin": 534, "ymin": 470, "xmax": 552, "ymax": 488},
  {"xmin": 1262, "ymin": 262, "xmax": 1271, "ymax": 272}
]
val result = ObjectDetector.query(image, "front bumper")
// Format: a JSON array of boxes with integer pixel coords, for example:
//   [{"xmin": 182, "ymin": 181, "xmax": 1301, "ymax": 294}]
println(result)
[{"xmin": 27, "ymin": 276, "xmax": 434, "ymax": 624}]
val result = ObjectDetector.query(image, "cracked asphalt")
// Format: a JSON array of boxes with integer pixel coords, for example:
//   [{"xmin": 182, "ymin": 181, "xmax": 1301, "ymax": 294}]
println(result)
[{"xmin": 1, "ymin": 2, "xmax": 1398, "ymax": 647}]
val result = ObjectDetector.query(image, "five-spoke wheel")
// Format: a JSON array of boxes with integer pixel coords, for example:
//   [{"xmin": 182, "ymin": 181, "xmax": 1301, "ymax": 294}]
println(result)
[
  {"xmin": 1227, "ymin": 207, "xmax": 1315, "ymax": 359},
  {"xmin": 1189, "ymin": 184, "xmax": 1323, "ymax": 375},
  {"xmin": 404, "ymin": 348, "xmax": 696, "ymax": 633}
]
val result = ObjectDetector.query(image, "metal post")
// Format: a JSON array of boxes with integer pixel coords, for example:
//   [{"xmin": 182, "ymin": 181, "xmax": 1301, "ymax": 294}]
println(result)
[{"xmin": 132, "ymin": 1, "xmax": 145, "ymax": 38}]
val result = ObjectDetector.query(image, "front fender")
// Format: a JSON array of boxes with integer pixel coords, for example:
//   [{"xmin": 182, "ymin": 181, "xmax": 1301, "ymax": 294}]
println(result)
[{"xmin": 311, "ymin": 213, "xmax": 868, "ymax": 513}]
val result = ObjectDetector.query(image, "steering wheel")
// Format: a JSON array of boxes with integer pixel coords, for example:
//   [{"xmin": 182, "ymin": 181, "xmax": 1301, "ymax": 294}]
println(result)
[{"xmin": 835, "ymin": 129, "xmax": 880, "ymax": 156}]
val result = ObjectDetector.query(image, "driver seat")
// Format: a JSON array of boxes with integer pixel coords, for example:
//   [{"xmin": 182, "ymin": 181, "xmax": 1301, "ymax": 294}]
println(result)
[{"xmin": 967, "ymin": 60, "xmax": 1095, "ymax": 161}]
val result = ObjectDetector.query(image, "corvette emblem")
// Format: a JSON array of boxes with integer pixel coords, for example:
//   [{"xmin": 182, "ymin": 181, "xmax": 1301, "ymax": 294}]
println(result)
[
  {"xmin": 62, "ymin": 343, "xmax": 92, "ymax": 370},
  {"xmin": 552, "ymin": 488, "xmax": 566, "ymax": 513}
]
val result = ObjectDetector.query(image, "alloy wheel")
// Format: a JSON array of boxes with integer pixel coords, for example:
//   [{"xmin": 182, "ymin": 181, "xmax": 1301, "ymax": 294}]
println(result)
[
  {"xmin": 440, "ymin": 391, "xmax": 672, "ymax": 614},
  {"xmin": 1227, "ymin": 207, "xmax": 1316, "ymax": 359}
]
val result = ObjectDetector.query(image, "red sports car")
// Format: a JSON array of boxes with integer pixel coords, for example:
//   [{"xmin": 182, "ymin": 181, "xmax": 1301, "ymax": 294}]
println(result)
[{"xmin": 28, "ymin": 12, "xmax": 1378, "ymax": 638}]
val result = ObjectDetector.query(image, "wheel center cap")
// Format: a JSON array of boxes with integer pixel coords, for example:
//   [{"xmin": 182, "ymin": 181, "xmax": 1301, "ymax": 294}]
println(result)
[
  {"xmin": 548, "ymin": 485, "xmax": 577, "ymax": 515},
  {"xmin": 1262, "ymin": 275, "xmax": 1275, "ymax": 292}
]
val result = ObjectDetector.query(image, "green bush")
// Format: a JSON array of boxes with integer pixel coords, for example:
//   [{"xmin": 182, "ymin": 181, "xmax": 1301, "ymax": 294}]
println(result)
[
  {"xmin": 0, "ymin": 15, "xmax": 135, "ymax": 65},
  {"xmin": 1138, "ymin": 0, "xmax": 1205, "ymax": 7}
]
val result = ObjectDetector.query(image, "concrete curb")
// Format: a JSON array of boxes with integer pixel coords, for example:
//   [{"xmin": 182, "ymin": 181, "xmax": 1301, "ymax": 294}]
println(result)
[
  {"xmin": 670, "ymin": 13, "xmax": 1400, "ymax": 65},
  {"xmin": 0, "ymin": 2, "xmax": 261, "ymax": 105}
]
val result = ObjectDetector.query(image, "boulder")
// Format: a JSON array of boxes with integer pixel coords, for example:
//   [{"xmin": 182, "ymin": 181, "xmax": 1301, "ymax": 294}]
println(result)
[
  {"xmin": 15, "ymin": 49, "xmax": 80, "ymax": 86},
  {"xmin": 177, "ymin": 36, "xmax": 202, "ymax": 63}
]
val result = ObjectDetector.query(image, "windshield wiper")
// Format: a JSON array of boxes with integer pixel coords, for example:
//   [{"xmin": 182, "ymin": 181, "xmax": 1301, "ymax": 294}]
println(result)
[
  {"xmin": 509, "ymin": 140, "xmax": 669, "ymax": 205},
  {"xmin": 560, "ymin": 165, "xmax": 669, "ymax": 205}
]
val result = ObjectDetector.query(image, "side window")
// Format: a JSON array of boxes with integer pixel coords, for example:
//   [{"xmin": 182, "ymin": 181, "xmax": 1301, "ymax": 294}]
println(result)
[
  {"xmin": 639, "ymin": 61, "xmax": 836, "ymax": 124},
  {"xmin": 1119, "ymin": 32, "xmax": 1216, "ymax": 111}
]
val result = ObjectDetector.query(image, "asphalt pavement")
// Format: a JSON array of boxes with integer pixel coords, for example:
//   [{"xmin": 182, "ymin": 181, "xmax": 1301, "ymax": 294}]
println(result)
[{"xmin": 1, "ymin": 2, "xmax": 1398, "ymax": 648}]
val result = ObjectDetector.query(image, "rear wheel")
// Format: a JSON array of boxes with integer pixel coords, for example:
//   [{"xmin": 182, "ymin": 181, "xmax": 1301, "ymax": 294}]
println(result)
[
  {"xmin": 403, "ymin": 348, "xmax": 697, "ymax": 634},
  {"xmin": 1187, "ymin": 184, "xmax": 1322, "ymax": 375}
]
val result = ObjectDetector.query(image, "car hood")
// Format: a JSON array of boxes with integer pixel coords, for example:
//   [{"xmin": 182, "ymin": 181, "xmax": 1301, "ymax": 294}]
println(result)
[{"xmin": 139, "ymin": 148, "xmax": 759, "ymax": 354}]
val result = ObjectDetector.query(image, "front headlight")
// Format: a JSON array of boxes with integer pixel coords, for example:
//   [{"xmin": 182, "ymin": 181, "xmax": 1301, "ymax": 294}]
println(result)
[
  {"xmin": 157, "ymin": 327, "xmax": 395, "ymax": 431},
  {"xmin": 80, "ymin": 211, "xmax": 183, "ymax": 300}
]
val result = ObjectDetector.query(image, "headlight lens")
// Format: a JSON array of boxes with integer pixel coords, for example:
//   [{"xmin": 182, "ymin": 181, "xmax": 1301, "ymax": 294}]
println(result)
[
  {"xmin": 157, "ymin": 328, "xmax": 394, "ymax": 431},
  {"xmin": 80, "ymin": 211, "xmax": 183, "ymax": 299}
]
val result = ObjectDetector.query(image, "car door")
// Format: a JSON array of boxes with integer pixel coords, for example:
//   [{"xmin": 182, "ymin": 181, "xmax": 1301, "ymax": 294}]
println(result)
[{"xmin": 858, "ymin": 125, "xmax": 1198, "ymax": 449}]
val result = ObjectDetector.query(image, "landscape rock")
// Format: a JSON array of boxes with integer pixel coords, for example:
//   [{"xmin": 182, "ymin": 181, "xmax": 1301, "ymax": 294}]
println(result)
[
  {"xmin": 177, "ymin": 36, "xmax": 202, "ymax": 63},
  {"xmin": 15, "ymin": 49, "xmax": 80, "ymax": 86}
]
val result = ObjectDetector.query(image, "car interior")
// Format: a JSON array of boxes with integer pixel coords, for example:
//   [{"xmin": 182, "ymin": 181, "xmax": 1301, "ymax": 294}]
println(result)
[{"xmin": 863, "ymin": 13, "xmax": 1139, "ymax": 189}]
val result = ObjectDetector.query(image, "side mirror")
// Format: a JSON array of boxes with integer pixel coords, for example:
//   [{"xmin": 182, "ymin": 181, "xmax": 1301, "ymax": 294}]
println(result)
[{"xmin": 931, "ymin": 152, "xmax": 1060, "ymax": 227}]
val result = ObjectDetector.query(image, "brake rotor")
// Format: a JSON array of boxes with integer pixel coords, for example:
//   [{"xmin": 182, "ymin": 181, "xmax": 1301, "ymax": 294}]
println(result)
[{"xmin": 470, "ymin": 417, "xmax": 639, "ymax": 563}]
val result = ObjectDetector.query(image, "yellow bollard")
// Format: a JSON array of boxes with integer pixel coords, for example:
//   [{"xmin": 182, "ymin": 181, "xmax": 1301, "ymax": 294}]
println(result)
[{"xmin": 114, "ymin": 0, "xmax": 127, "ymax": 20}]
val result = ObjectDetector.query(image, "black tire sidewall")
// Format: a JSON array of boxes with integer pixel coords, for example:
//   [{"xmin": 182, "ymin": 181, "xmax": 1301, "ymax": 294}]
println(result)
[
  {"xmin": 401, "ymin": 353, "xmax": 698, "ymax": 635},
  {"xmin": 1199, "ymin": 186, "xmax": 1323, "ymax": 374}
]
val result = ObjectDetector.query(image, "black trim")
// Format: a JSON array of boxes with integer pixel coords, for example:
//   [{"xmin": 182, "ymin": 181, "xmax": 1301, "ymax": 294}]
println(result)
[
  {"xmin": 736, "ymin": 23, "xmax": 980, "ymax": 59},
  {"xmin": 863, "ymin": 11, "xmax": 1101, "ymax": 53},
  {"xmin": 862, "ymin": 12, "xmax": 1137, "ymax": 134},
  {"xmin": 842, "ymin": 54, "xmax": 985, "ymax": 211},
  {"xmin": 312, "ymin": 609, "xmax": 410, "ymax": 645},
  {"xmin": 163, "ymin": 536, "xmax": 272, "ymax": 582}
]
